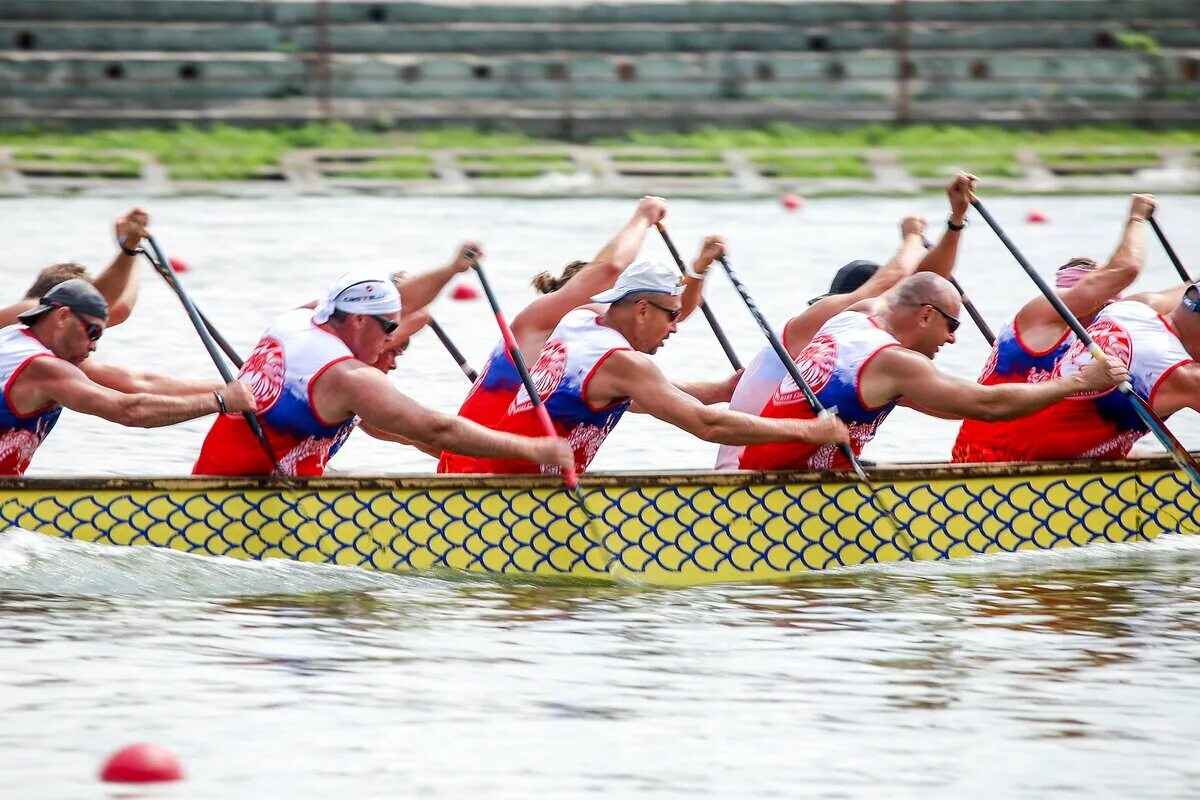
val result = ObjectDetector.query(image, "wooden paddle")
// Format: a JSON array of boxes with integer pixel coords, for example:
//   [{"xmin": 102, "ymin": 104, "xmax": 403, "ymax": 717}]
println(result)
[
  {"xmin": 972, "ymin": 199, "xmax": 1200, "ymax": 488},
  {"xmin": 468, "ymin": 251, "xmax": 616, "ymax": 570},
  {"xmin": 142, "ymin": 234, "xmax": 282, "ymax": 476},
  {"xmin": 1147, "ymin": 212, "xmax": 1193, "ymax": 282},
  {"xmin": 655, "ymin": 222, "xmax": 743, "ymax": 370},
  {"xmin": 715, "ymin": 253, "xmax": 914, "ymax": 557},
  {"xmin": 427, "ymin": 318, "xmax": 478, "ymax": 382}
]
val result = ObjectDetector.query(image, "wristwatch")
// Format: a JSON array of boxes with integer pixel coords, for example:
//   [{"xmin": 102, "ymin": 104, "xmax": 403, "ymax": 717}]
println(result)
[{"xmin": 947, "ymin": 217, "xmax": 967, "ymax": 231}]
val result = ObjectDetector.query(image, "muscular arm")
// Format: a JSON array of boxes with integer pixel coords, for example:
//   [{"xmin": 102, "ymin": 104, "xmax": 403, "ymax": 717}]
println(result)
[
  {"xmin": 0, "ymin": 298, "xmax": 36, "ymax": 328},
  {"xmin": 1150, "ymin": 362, "xmax": 1200, "ymax": 418},
  {"xmin": 511, "ymin": 197, "xmax": 665, "ymax": 350},
  {"xmin": 629, "ymin": 371, "xmax": 740, "ymax": 413},
  {"xmin": 592, "ymin": 351, "xmax": 842, "ymax": 445},
  {"xmin": 82, "ymin": 361, "xmax": 220, "ymax": 396},
  {"xmin": 90, "ymin": 252, "xmax": 141, "ymax": 327},
  {"xmin": 20, "ymin": 358, "xmax": 223, "ymax": 427},
  {"xmin": 783, "ymin": 221, "xmax": 925, "ymax": 354},
  {"xmin": 359, "ymin": 422, "xmax": 442, "ymax": 458},
  {"xmin": 326, "ymin": 364, "xmax": 561, "ymax": 465},
  {"xmin": 1126, "ymin": 283, "xmax": 1192, "ymax": 315},
  {"xmin": 393, "ymin": 242, "xmax": 478, "ymax": 314},
  {"xmin": 867, "ymin": 348, "xmax": 1097, "ymax": 422},
  {"xmin": 1017, "ymin": 197, "xmax": 1152, "ymax": 332},
  {"xmin": 914, "ymin": 171, "xmax": 975, "ymax": 279}
]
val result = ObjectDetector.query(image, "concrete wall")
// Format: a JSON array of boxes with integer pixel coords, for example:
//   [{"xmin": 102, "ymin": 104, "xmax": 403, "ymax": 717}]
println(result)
[{"xmin": 2, "ymin": 0, "xmax": 1198, "ymax": 132}]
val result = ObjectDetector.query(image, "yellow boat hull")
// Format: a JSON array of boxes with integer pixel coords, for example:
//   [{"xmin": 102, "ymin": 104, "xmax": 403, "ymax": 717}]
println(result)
[{"xmin": 2, "ymin": 458, "xmax": 1197, "ymax": 585}]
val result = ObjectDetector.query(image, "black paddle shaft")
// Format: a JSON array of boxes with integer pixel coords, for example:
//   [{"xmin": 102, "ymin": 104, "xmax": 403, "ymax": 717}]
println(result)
[
  {"xmin": 655, "ymin": 224, "xmax": 743, "ymax": 371},
  {"xmin": 716, "ymin": 255, "xmax": 868, "ymax": 483},
  {"xmin": 427, "ymin": 319, "xmax": 478, "ymax": 382},
  {"xmin": 143, "ymin": 235, "xmax": 280, "ymax": 475},
  {"xmin": 140, "ymin": 251, "xmax": 244, "ymax": 369},
  {"xmin": 1148, "ymin": 215, "xmax": 1194, "ymax": 283}
]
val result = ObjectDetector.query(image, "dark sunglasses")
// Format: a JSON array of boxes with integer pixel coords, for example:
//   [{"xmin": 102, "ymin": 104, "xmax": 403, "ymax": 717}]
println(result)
[
  {"xmin": 371, "ymin": 314, "xmax": 399, "ymax": 335},
  {"xmin": 645, "ymin": 300, "xmax": 682, "ymax": 322},
  {"xmin": 62, "ymin": 307, "xmax": 103, "ymax": 341},
  {"xmin": 1184, "ymin": 284, "xmax": 1200, "ymax": 313},
  {"xmin": 923, "ymin": 303, "xmax": 960, "ymax": 334}
]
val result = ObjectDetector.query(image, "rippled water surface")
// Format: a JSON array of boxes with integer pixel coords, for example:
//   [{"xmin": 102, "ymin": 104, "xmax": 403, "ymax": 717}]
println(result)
[{"xmin": 2, "ymin": 195, "xmax": 1199, "ymax": 797}]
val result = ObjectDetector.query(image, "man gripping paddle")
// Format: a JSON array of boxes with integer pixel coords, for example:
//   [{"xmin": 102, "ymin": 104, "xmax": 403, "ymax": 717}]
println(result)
[{"xmin": 441, "ymin": 261, "xmax": 849, "ymax": 476}]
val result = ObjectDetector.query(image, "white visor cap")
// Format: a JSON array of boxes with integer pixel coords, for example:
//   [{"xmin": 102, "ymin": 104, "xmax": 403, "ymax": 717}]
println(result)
[
  {"xmin": 313, "ymin": 272, "xmax": 402, "ymax": 324},
  {"xmin": 590, "ymin": 260, "xmax": 684, "ymax": 304}
]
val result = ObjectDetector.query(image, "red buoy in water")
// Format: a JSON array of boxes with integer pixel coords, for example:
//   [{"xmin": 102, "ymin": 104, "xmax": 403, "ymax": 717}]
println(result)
[
  {"xmin": 780, "ymin": 193, "xmax": 805, "ymax": 211},
  {"xmin": 99, "ymin": 743, "xmax": 184, "ymax": 783},
  {"xmin": 450, "ymin": 283, "xmax": 480, "ymax": 301},
  {"xmin": 1025, "ymin": 211, "xmax": 1049, "ymax": 224},
  {"xmin": 168, "ymin": 257, "xmax": 190, "ymax": 273}
]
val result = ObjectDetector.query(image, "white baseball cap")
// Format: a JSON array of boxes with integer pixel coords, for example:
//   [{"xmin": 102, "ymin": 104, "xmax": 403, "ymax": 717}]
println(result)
[{"xmin": 590, "ymin": 261, "xmax": 684, "ymax": 304}]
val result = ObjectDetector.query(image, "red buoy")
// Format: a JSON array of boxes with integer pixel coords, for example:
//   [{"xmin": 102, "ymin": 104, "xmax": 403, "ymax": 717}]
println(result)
[
  {"xmin": 780, "ymin": 193, "xmax": 805, "ymax": 211},
  {"xmin": 99, "ymin": 743, "xmax": 184, "ymax": 783},
  {"xmin": 168, "ymin": 257, "xmax": 190, "ymax": 273},
  {"xmin": 450, "ymin": 283, "xmax": 480, "ymax": 301},
  {"xmin": 1025, "ymin": 211, "xmax": 1049, "ymax": 224}
]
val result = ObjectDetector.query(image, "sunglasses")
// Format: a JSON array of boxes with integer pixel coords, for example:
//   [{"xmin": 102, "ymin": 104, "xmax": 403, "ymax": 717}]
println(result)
[
  {"xmin": 645, "ymin": 300, "xmax": 682, "ymax": 322},
  {"xmin": 371, "ymin": 314, "xmax": 399, "ymax": 335},
  {"xmin": 923, "ymin": 303, "xmax": 960, "ymax": 334},
  {"xmin": 62, "ymin": 307, "xmax": 103, "ymax": 341},
  {"xmin": 1184, "ymin": 285, "xmax": 1200, "ymax": 313}
]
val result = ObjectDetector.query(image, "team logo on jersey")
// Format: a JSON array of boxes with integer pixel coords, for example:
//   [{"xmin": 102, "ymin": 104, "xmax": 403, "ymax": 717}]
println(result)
[
  {"xmin": 511, "ymin": 339, "xmax": 568, "ymax": 413},
  {"xmin": 775, "ymin": 334, "xmax": 838, "ymax": 403},
  {"xmin": 1053, "ymin": 320, "xmax": 1131, "ymax": 398},
  {"xmin": 239, "ymin": 335, "xmax": 286, "ymax": 412}
]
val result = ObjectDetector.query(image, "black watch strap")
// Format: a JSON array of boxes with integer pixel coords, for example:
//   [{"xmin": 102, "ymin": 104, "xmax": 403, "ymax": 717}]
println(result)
[{"xmin": 947, "ymin": 217, "xmax": 967, "ymax": 231}]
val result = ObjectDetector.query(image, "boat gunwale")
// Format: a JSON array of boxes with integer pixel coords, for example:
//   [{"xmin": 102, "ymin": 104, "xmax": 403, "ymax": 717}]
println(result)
[{"xmin": 1, "ymin": 454, "xmax": 1189, "ymax": 491}]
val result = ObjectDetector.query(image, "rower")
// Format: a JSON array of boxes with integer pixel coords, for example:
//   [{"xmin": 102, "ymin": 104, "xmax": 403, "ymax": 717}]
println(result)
[
  {"xmin": 191, "ymin": 272, "xmax": 572, "ymax": 477},
  {"xmin": 0, "ymin": 279, "xmax": 255, "ymax": 476},
  {"xmin": 440, "ymin": 260, "xmax": 850, "ymax": 476},
  {"xmin": 715, "ymin": 172, "xmax": 976, "ymax": 469},
  {"xmin": 438, "ymin": 196, "xmax": 701, "ymax": 471},
  {"xmin": 952, "ymin": 193, "xmax": 1157, "ymax": 462},
  {"xmin": 0, "ymin": 207, "xmax": 150, "ymax": 328},
  {"xmin": 738, "ymin": 273, "xmax": 1127, "ymax": 471},
  {"xmin": 959, "ymin": 287, "xmax": 1200, "ymax": 462}
]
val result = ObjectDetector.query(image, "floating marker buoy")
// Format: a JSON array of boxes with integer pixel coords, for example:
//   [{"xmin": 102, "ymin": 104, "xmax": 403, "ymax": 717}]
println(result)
[
  {"xmin": 780, "ymin": 193, "xmax": 805, "ymax": 211},
  {"xmin": 168, "ymin": 257, "xmax": 190, "ymax": 273},
  {"xmin": 1025, "ymin": 211, "xmax": 1049, "ymax": 224},
  {"xmin": 99, "ymin": 743, "xmax": 184, "ymax": 784},
  {"xmin": 450, "ymin": 283, "xmax": 480, "ymax": 301}
]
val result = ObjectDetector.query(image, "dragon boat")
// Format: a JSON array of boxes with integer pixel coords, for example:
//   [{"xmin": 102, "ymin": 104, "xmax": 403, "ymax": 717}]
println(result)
[{"xmin": 1, "ymin": 456, "xmax": 1197, "ymax": 586}]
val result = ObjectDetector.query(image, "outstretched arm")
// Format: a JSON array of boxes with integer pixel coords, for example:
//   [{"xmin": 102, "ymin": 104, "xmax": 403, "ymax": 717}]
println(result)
[
  {"xmin": 82, "ymin": 361, "xmax": 222, "ymax": 396},
  {"xmin": 593, "ymin": 351, "xmax": 848, "ymax": 446},
  {"xmin": 332, "ymin": 365, "xmax": 573, "ymax": 469},
  {"xmin": 1018, "ymin": 193, "xmax": 1155, "ymax": 330},
  {"xmin": 392, "ymin": 241, "xmax": 479, "ymax": 315},
  {"xmin": 916, "ymin": 172, "xmax": 975, "ymax": 278},
  {"xmin": 629, "ymin": 369, "xmax": 741, "ymax": 413},
  {"xmin": 20, "ymin": 358, "xmax": 254, "ymax": 428},
  {"xmin": 511, "ymin": 196, "xmax": 667, "ymax": 347},
  {"xmin": 783, "ymin": 214, "xmax": 926, "ymax": 354},
  {"xmin": 875, "ymin": 348, "xmax": 1127, "ymax": 421}
]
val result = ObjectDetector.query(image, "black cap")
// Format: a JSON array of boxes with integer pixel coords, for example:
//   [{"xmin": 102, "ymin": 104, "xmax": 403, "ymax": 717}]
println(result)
[
  {"xmin": 807, "ymin": 260, "xmax": 880, "ymax": 305},
  {"xmin": 17, "ymin": 278, "xmax": 109, "ymax": 324}
]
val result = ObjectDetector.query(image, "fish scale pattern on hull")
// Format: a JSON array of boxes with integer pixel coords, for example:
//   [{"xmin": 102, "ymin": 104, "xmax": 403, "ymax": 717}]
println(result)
[{"xmin": 1, "ymin": 462, "xmax": 1197, "ymax": 586}]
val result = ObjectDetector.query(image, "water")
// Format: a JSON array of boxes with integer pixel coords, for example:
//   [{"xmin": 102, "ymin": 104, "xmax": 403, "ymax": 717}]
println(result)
[{"xmin": 2, "ymin": 195, "xmax": 1199, "ymax": 797}]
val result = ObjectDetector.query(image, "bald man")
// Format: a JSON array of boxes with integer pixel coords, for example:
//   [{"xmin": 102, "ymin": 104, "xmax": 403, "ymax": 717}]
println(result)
[{"xmin": 738, "ymin": 273, "xmax": 1128, "ymax": 471}]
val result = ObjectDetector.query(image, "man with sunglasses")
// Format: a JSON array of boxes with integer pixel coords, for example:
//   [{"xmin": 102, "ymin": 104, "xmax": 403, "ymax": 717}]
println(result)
[
  {"xmin": 193, "ymin": 271, "xmax": 573, "ymax": 477},
  {"xmin": 952, "ymin": 193, "xmax": 1159, "ymax": 462},
  {"xmin": 443, "ymin": 261, "xmax": 850, "ymax": 476},
  {"xmin": 0, "ymin": 279, "xmax": 256, "ymax": 476},
  {"xmin": 717, "ymin": 172, "xmax": 976, "ymax": 470},
  {"xmin": 739, "ymin": 273, "xmax": 1127, "ymax": 471},
  {"xmin": 957, "ymin": 285, "xmax": 1200, "ymax": 463}
]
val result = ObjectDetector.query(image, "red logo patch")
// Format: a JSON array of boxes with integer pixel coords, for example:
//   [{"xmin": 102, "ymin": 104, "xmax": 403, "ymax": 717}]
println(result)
[
  {"xmin": 511, "ymin": 339, "xmax": 568, "ymax": 413},
  {"xmin": 1054, "ymin": 320, "xmax": 1132, "ymax": 398},
  {"xmin": 239, "ymin": 336, "xmax": 286, "ymax": 412},
  {"xmin": 776, "ymin": 333, "xmax": 838, "ymax": 403}
]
